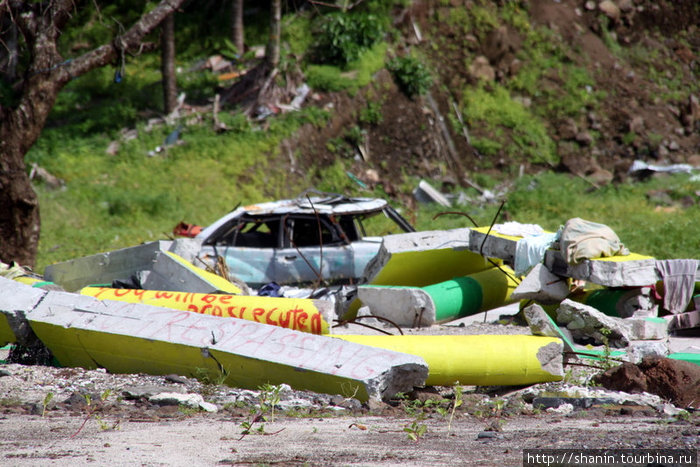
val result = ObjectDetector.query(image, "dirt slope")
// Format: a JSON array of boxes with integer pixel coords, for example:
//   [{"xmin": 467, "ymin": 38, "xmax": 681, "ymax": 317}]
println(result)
[{"xmin": 287, "ymin": 0, "xmax": 699, "ymax": 191}]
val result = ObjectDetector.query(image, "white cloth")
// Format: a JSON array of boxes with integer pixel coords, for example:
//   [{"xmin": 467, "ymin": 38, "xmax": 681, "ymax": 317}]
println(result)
[
  {"xmin": 514, "ymin": 232, "xmax": 559, "ymax": 276},
  {"xmin": 559, "ymin": 218, "xmax": 629, "ymax": 265},
  {"xmin": 493, "ymin": 222, "xmax": 544, "ymax": 238},
  {"xmin": 656, "ymin": 259, "xmax": 699, "ymax": 314}
]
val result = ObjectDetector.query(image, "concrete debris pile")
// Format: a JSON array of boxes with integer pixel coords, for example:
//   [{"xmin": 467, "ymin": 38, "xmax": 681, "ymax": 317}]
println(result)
[{"xmin": 1, "ymin": 210, "xmax": 698, "ymax": 408}]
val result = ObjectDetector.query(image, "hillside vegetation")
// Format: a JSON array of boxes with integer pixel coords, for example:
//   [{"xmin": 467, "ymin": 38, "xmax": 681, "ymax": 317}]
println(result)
[{"xmin": 26, "ymin": 0, "xmax": 699, "ymax": 273}]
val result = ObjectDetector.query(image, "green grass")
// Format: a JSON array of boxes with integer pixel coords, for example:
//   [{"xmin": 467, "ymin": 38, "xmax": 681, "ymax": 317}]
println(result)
[
  {"xmin": 462, "ymin": 84, "xmax": 557, "ymax": 165},
  {"xmin": 306, "ymin": 42, "xmax": 388, "ymax": 94},
  {"xmin": 409, "ymin": 172, "xmax": 699, "ymax": 260},
  {"xmin": 38, "ymin": 156, "xmax": 698, "ymax": 272},
  {"xmin": 32, "ymin": 107, "xmax": 326, "ymax": 271}
]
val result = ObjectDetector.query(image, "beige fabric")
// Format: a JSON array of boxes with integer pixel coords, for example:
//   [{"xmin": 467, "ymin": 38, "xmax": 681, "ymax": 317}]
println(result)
[{"xmin": 560, "ymin": 218, "xmax": 629, "ymax": 265}]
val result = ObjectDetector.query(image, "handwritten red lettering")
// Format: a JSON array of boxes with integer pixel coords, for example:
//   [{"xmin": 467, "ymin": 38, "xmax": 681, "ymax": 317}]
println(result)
[
  {"xmin": 265, "ymin": 308, "xmax": 278, "ymax": 326},
  {"xmin": 252, "ymin": 308, "xmax": 265, "ymax": 323},
  {"xmin": 311, "ymin": 313, "xmax": 322, "ymax": 334},
  {"xmin": 201, "ymin": 294, "xmax": 217, "ymax": 304}
]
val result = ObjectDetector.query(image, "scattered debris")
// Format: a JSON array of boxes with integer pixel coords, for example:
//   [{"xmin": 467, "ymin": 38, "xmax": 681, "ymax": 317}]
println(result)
[
  {"xmin": 29, "ymin": 163, "xmax": 64, "ymax": 189},
  {"xmin": 3, "ymin": 196, "xmax": 699, "ymax": 412},
  {"xmin": 412, "ymin": 179, "xmax": 452, "ymax": 207}
]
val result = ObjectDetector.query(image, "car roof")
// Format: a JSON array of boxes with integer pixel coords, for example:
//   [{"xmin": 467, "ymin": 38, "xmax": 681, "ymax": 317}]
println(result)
[{"xmin": 196, "ymin": 193, "xmax": 390, "ymax": 241}]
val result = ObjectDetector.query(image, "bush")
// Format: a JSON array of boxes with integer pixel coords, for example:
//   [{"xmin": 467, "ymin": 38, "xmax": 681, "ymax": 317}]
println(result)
[
  {"xmin": 387, "ymin": 56, "xmax": 432, "ymax": 98},
  {"xmin": 312, "ymin": 13, "xmax": 384, "ymax": 66}
]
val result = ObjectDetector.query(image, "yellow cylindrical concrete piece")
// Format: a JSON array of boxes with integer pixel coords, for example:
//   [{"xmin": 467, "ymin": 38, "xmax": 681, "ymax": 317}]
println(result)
[
  {"xmin": 80, "ymin": 287, "xmax": 329, "ymax": 335},
  {"xmin": 335, "ymin": 334, "xmax": 563, "ymax": 386}
]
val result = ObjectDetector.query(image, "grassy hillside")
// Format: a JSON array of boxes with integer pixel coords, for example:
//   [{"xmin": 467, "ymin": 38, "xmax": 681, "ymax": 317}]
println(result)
[{"xmin": 27, "ymin": 0, "xmax": 699, "ymax": 273}]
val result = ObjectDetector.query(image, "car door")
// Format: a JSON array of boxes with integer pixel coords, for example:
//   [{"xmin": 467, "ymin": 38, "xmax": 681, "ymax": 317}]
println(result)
[{"xmin": 275, "ymin": 215, "xmax": 354, "ymax": 285}]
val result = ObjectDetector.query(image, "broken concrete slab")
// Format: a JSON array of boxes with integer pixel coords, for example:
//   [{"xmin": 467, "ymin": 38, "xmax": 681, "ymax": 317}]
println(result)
[
  {"xmin": 511, "ymin": 264, "xmax": 569, "ymax": 304},
  {"xmin": 17, "ymin": 283, "xmax": 426, "ymax": 401},
  {"xmin": 523, "ymin": 304, "xmax": 569, "ymax": 345},
  {"xmin": 358, "ymin": 266, "xmax": 517, "ymax": 327},
  {"xmin": 544, "ymin": 250, "xmax": 661, "ymax": 288},
  {"xmin": 45, "ymin": 241, "xmax": 171, "ymax": 292},
  {"xmin": 335, "ymin": 334, "xmax": 564, "ymax": 386},
  {"xmin": 668, "ymin": 309, "xmax": 700, "ymax": 332},
  {"xmin": 413, "ymin": 179, "xmax": 451, "ymax": 207},
  {"xmin": 357, "ymin": 286, "xmax": 434, "ymax": 327},
  {"xmin": 523, "ymin": 302, "xmax": 665, "ymax": 364},
  {"xmin": 362, "ymin": 228, "xmax": 492, "ymax": 287},
  {"xmin": 44, "ymin": 242, "xmax": 241, "ymax": 294},
  {"xmin": 556, "ymin": 299, "xmax": 633, "ymax": 348},
  {"xmin": 468, "ymin": 226, "xmax": 521, "ymax": 265}
]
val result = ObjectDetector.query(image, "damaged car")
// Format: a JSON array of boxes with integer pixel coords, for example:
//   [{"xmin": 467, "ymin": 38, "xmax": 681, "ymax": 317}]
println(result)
[{"xmin": 196, "ymin": 192, "xmax": 415, "ymax": 287}]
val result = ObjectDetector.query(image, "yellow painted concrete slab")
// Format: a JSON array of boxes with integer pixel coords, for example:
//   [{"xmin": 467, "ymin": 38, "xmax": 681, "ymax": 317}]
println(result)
[
  {"xmin": 369, "ymin": 249, "xmax": 495, "ymax": 288},
  {"xmin": 335, "ymin": 334, "xmax": 563, "ymax": 386},
  {"xmin": 28, "ymin": 296, "xmax": 427, "ymax": 401},
  {"xmin": 0, "ymin": 314, "xmax": 16, "ymax": 346},
  {"xmin": 163, "ymin": 251, "xmax": 242, "ymax": 294}
]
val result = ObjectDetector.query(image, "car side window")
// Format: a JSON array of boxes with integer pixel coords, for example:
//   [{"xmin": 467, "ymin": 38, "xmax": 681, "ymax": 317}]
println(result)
[
  {"xmin": 234, "ymin": 219, "xmax": 279, "ymax": 247},
  {"xmin": 211, "ymin": 217, "xmax": 280, "ymax": 247},
  {"xmin": 285, "ymin": 217, "xmax": 341, "ymax": 247}
]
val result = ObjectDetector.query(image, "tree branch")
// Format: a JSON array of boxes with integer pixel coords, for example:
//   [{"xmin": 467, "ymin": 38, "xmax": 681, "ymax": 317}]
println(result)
[{"xmin": 57, "ymin": 0, "xmax": 184, "ymax": 82}]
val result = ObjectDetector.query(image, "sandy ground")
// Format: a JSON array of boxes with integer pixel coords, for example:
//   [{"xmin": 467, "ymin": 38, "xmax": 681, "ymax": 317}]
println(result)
[{"xmin": 0, "ymin": 408, "xmax": 697, "ymax": 466}]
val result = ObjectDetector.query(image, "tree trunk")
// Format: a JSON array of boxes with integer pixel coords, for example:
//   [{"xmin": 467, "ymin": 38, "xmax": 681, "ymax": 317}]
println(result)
[
  {"xmin": 266, "ymin": 0, "xmax": 281, "ymax": 69},
  {"xmin": 0, "ymin": 119, "xmax": 40, "ymax": 268},
  {"xmin": 161, "ymin": 13, "xmax": 177, "ymax": 115},
  {"xmin": 0, "ymin": 0, "xmax": 186, "ymax": 268},
  {"xmin": 0, "ymin": 19, "xmax": 18, "ymax": 83},
  {"xmin": 231, "ymin": 0, "xmax": 244, "ymax": 56}
]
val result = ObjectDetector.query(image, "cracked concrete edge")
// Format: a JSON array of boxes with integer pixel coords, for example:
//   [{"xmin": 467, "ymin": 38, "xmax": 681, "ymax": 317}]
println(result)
[
  {"xmin": 536, "ymin": 341, "xmax": 564, "ymax": 377},
  {"xmin": 0, "ymin": 277, "xmax": 49, "ymax": 345},
  {"xmin": 366, "ymin": 364, "xmax": 430, "ymax": 401},
  {"xmin": 511, "ymin": 264, "xmax": 569, "ymax": 304},
  {"xmin": 357, "ymin": 286, "xmax": 436, "ymax": 327}
]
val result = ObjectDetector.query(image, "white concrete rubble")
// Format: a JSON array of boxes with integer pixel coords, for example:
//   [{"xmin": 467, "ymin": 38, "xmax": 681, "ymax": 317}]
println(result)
[
  {"xmin": 556, "ymin": 299, "xmax": 633, "ymax": 348},
  {"xmin": 625, "ymin": 317, "xmax": 668, "ymax": 340},
  {"xmin": 149, "ymin": 392, "xmax": 218, "ymax": 412},
  {"xmin": 625, "ymin": 340, "xmax": 670, "ymax": 363},
  {"xmin": 357, "ymin": 285, "xmax": 435, "ymax": 327},
  {"xmin": 511, "ymin": 264, "xmax": 570, "ymax": 304},
  {"xmin": 523, "ymin": 304, "xmax": 571, "ymax": 345}
]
